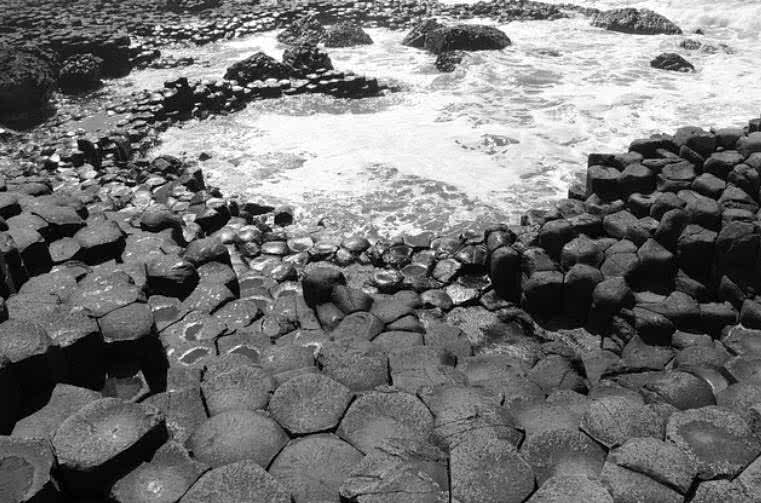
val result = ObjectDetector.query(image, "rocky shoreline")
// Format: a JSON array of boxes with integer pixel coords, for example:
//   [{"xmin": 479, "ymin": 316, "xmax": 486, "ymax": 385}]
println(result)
[{"xmin": 4, "ymin": 2, "xmax": 761, "ymax": 503}]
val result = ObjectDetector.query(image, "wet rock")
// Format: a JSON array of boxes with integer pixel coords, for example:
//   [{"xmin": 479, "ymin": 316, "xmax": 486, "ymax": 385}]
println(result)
[
  {"xmin": 52, "ymin": 398, "xmax": 167, "ymax": 495},
  {"xmin": 180, "ymin": 459, "xmax": 290, "ymax": 503},
  {"xmin": 338, "ymin": 389, "xmax": 433, "ymax": 454},
  {"xmin": 402, "ymin": 18, "xmax": 444, "ymax": 48},
  {"xmin": 224, "ymin": 51, "xmax": 291, "ymax": 86},
  {"xmin": 0, "ymin": 436, "xmax": 59, "ymax": 502},
  {"xmin": 424, "ymin": 24, "xmax": 511, "ymax": 54},
  {"xmin": 187, "ymin": 409, "xmax": 288, "ymax": 468},
  {"xmin": 592, "ymin": 8, "xmax": 682, "ymax": 35},
  {"xmin": 323, "ymin": 22, "xmax": 373, "ymax": 47},
  {"xmin": 691, "ymin": 480, "xmax": 754, "ymax": 503},
  {"xmin": 59, "ymin": 53, "xmax": 104, "ymax": 93},
  {"xmin": 651, "ymin": 53, "xmax": 694, "ymax": 72},
  {"xmin": 435, "ymin": 50, "xmax": 466, "ymax": 72},
  {"xmin": 269, "ymin": 434, "xmax": 363, "ymax": 503},
  {"xmin": 522, "ymin": 270, "xmax": 563, "ymax": 317},
  {"xmin": 302, "ymin": 267, "xmax": 345, "ymax": 307},
  {"xmin": 110, "ymin": 441, "xmax": 207, "ymax": 503},
  {"xmin": 282, "ymin": 42, "xmax": 333, "ymax": 77}
]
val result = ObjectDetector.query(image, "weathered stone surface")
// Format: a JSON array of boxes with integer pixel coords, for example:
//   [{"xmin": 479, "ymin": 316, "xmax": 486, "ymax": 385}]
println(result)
[
  {"xmin": 187, "ymin": 409, "xmax": 288, "ymax": 468},
  {"xmin": 269, "ymin": 434, "xmax": 363, "ymax": 503},
  {"xmin": 52, "ymin": 398, "xmax": 167, "ymax": 495},
  {"xmin": 338, "ymin": 389, "xmax": 433, "ymax": 454},
  {"xmin": 180, "ymin": 459, "xmax": 290, "ymax": 503}
]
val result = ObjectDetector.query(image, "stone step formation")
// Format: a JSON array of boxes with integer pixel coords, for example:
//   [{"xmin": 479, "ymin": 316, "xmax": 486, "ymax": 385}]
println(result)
[
  {"xmin": 3, "ymin": 1, "xmax": 761, "ymax": 502},
  {"xmin": 4, "ymin": 113, "xmax": 761, "ymax": 501}
]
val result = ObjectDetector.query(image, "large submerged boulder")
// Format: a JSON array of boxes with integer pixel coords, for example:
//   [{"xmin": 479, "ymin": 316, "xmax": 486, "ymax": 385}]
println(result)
[
  {"xmin": 651, "ymin": 53, "xmax": 695, "ymax": 72},
  {"xmin": 224, "ymin": 52, "xmax": 292, "ymax": 85},
  {"xmin": 323, "ymin": 22, "xmax": 374, "ymax": 48},
  {"xmin": 59, "ymin": 53, "xmax": 104, "ymax": 93},
  {"xmin": 0, "ymin": 46, "xmax": 58, "ymax": 125},
  {"xmin": 592, "ymin": 8, "xmax": 682, "ymax": 35},
  {"xmin": 282, "ymin": 43, "xmax": 333, "ymax": 77},
  {"xmin": 423, "ymin": 25, "xmax": 511, "ymax": 54}
]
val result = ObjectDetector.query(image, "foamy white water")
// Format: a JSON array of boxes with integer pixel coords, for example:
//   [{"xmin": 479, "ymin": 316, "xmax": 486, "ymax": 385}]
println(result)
[{"xmin": 139, "ymin": 1, "xmax": 761, "ymax": 235}]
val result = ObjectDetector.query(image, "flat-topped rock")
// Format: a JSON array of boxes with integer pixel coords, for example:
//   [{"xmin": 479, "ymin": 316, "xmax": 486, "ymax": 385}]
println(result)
[{"xmin": 52, "ymin": 398, "xmax": 167, "ymax": 495}]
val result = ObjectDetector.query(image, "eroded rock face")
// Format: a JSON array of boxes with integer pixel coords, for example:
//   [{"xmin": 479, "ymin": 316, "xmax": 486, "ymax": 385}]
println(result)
[
  {"xmin": 592, "ymin": 8, "xmax": 682, "ymax": 35},
  {"xmin": 0, "ymin": 46, "xmax": 58, "ymax": 125}
]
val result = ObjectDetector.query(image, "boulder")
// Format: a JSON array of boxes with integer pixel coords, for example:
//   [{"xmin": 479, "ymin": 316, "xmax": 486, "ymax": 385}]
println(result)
[
  {"xmin": 436, "ymin": 50, "xmax": 466, "ymax": 72},
  {"xmin": 0, "ymin": 46, "xmax": 58, "ymax": 125},
  {"xmin": 223, "ymin": 52, "xmax": 291, "ymax": 85},
  {"xmin": 59, "ymin": 53, "xmax": 103, "ymax": 93},
  {"xmin": 277, "ymin": 14, "xmax": 326, "ymax": 45},
  {"xmin": 282, "ymin": 43, "xmax": 333, "ymax": 77},
  {"xmin": 402, "ymin": 19, "xmax": 444, "ymax": 48},
  {"xmin": 323, "ymin": 22, "xmax": 373, "ymax": 47},
  {"xmin": 424, "ymin": 24, "xmax": 511, "ymax": 54},
  {"xmin": 651, "ymin": 53, "xmax": 695, "ymax": 72},
  {"xmin": 591, "ymin": 8, "xmax": 682, "ymax": 35}
]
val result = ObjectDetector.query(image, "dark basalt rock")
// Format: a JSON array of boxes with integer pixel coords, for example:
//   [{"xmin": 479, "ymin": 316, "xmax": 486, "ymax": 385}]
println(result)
[
  {"xmin": 110, "ymin": 441, "xmax": 207, "ymax": 503},
  {"xmin": 323, "ymin": 22, "xmax": 374, "ymax": 47},
  {"xmin": 436, "ymin": 50, "xmax": 466, "ymax": 72},
  {"xmin": 12, "ymin": 384, "xmax": 100, "ymax": 441},
  {"xmin": 52, "ymin": 398, "xmax": 168, "ymax": 496},
  {"xmin": 180, "ymin": 459, "xmax": 290, "ymax": 503},
  {"xmin": 269, "ymin": 373, "xmax": 351, "ymax": 434},
  {"xmin": 424, "ymin": 24, "xmax": 511, "ymax": 54},
  {"xmin": 277, "ymin": 14, "xmax": 327, "ymax": 45},
  {"xmin": 592, "ymin": 8, "xmax": 682, "ymax": 35},
  {"xmin": 0, "ymin": 436, "xmax": 60, "ymax": 503},
  {"xmin": 0, "ymin": 46, "xmax": 58, "ymax": 126},
  {"xmin": 282, "ymin": 43, "xmax": 333, "ymax": 78},
  {"xmin": 59, "ymin": 53, "xmax": 104, "ymax": 93},
  {"xmin": 651, "ymin": 53, "xmax": 695, "ymax": 72},
  {"xmin": 223, "ymin": 52, "xmax": 291, "ymax": 85},
  {"xmin": 402, "ymin": 18, "xmax": 444, "ymax": 48},
  {"xmin": 165, "ymin": 0, "xmax": 220, "ymax": 12},
  {"xmin": 187, "ymin": 409, "xmax": 288, "ymax": 468},
  {"xmin": 269, "ymin": 434, "xmax": 363, "ymax": 503}
]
